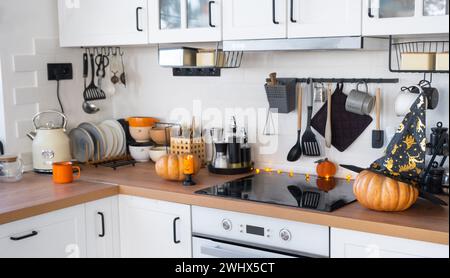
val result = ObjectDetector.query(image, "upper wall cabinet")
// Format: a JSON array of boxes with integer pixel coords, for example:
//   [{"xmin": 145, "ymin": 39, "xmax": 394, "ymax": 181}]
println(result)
[
  {"xmin": 223, "ymin": 0, "xmax": 288, "ymax": 40},
  {"xmin": 223, "ymin": 0, "xmax": 363, "ymax": 41},
  {"xmin": 288, "ymin": 0, "xmax": 362, "ymax": 38},
  {"xmin": 58, "ymin": 0, "xmax": 149, "ymax": 47},
  {"xmin": 363, "ymin": 0, "xmax": 449, "ymax": 36},
  {"xmin": 148, "ymin": 0, "xmax": 222, "ymax": 43}
]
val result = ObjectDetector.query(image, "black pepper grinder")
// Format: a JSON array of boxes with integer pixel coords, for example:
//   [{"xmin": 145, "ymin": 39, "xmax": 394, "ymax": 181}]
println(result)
[{"xmin": 227, "ymin": 116, "xmax": 242, "ymax": 169}]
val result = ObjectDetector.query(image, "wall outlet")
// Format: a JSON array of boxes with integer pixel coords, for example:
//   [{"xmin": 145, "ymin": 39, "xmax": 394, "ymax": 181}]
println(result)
[{"xmin": 47, "ymin": 63, "xmax": 73, "ymax": 81}]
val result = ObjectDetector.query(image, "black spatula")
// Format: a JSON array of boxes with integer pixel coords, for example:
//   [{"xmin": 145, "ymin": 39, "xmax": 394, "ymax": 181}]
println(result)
[{"xmin": 302, "ymin": 80, "xmax": 321, "ymax": 157}]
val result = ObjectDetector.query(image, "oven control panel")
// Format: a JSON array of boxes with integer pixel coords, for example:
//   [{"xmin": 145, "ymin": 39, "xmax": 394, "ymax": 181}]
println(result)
[{"xmin": 193, "ymin": 206, "xmax": 329, "ymax": 257}]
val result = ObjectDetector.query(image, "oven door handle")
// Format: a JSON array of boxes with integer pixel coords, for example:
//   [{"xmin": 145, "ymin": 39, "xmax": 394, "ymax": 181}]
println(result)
[{"xmin": 200, "ymin": 245, "xmax": 264, "ymax": 258}]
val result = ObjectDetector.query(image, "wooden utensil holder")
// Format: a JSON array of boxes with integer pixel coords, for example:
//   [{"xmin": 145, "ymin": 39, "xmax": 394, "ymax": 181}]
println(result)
[{"xmin": 170, "ymin": 137, "xmax": 206, "ymax": 167}]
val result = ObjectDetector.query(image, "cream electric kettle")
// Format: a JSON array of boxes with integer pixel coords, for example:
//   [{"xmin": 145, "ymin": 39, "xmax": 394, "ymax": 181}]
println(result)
[{"xmin": 27, "ymin": 111, "xmax": 72, "ymax": 173}]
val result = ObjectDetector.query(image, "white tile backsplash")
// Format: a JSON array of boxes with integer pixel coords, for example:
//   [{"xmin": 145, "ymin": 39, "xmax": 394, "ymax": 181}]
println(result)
[{"xmin": 112, "ymin": 46, "xmax": 449, "ymax": 176}]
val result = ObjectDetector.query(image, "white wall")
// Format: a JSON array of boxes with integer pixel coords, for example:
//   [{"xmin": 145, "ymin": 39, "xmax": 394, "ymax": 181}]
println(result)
[
  {"xmin": 113, "ymin": 47, "xmax": 449, "ymax": 176},
  {"xmin": 0, "ymin": 0, "xmax": 112, "ymax": 166}
]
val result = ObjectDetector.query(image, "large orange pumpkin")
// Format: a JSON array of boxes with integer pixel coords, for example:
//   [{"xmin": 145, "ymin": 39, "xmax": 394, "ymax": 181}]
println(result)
[
  {"xmin": 353, "ymin": 170, "xmax": 419, "ymax": 212},
  {"xmin": 155, "ymin": 154, "xmax": 201, "ymax": 181}
]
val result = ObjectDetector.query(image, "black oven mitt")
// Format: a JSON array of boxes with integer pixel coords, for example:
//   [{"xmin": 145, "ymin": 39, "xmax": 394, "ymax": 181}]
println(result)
[{"xmin": 311, "ymin": 83, "xmax": 373, "ymax": 152}]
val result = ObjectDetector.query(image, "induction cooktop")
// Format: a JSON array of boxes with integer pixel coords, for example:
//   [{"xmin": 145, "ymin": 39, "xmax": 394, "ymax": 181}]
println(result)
[{"xmin": 195, "ymin": 173, "xmax": 356, "ymax": 212}]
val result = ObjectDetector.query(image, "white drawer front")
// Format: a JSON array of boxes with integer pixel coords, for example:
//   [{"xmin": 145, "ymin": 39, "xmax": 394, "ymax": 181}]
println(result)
[{"xmin": 0, "ymin": 205, "xmax": 86, "ymax": 258}]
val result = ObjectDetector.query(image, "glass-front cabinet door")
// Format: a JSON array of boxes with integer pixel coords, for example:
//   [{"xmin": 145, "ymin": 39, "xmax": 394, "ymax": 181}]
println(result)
[
  {"xmin": 149, "ymin": 0, "xmax": 222, "ymax": 43},
  {"xmin": 363, "ymin": 0, "xmax": 449, "ymax": 35}
]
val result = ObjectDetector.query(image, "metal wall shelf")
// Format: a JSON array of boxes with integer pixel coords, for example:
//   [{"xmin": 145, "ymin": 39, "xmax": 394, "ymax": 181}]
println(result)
[{"xmin": 389, "ymin": 36, "xmax": 449, "ymax": 74}]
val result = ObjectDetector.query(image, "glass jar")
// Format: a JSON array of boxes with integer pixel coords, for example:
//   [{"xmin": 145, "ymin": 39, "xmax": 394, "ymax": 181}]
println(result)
[{"xmin": 0, "ymin": 155, "xmax": 24, "ymax": 183}]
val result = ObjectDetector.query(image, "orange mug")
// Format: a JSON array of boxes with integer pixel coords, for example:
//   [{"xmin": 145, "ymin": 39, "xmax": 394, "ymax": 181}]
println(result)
[{"xmin": 53, "ymin": 162, "xmax": 81, "ymax": 184}]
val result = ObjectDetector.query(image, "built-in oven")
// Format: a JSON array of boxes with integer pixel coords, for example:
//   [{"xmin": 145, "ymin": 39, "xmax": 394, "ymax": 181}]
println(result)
[
  {"xmin": 193, "ymin": 236, "xmax": 296, "ymax": 258},
  {"xmin": 192, "ymin": 206, "xmax": 330, "ymax": 259}
]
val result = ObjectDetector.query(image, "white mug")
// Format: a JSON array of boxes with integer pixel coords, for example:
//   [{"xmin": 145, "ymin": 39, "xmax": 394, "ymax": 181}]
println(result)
[{"xmin": 395, "ymin": 86, "xmax": 423, "ymax": 117}]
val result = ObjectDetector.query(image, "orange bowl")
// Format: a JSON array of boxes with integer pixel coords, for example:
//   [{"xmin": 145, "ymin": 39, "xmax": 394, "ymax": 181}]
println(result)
[{"xmin": 127, "ymin": 117, "xmax": 159, "ymax": 127}]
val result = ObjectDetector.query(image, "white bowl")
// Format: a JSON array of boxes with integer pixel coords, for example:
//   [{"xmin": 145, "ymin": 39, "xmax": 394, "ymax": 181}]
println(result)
[
  {"xmin": 148, "ymin": 147, "xmax": 170, "ymax": 163},
  {"xmin": 129, "ymin": 126, "xmax": 151, "ymax": 143},
  {"xmin": 129, "ymin": 145, "xmax": 153, "ymax": 162}
]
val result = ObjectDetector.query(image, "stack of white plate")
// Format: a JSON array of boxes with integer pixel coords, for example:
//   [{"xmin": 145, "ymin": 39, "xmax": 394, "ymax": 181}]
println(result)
[{"xmin": 69, "ymin": 120, "xmax": 127, "ymax": 163}]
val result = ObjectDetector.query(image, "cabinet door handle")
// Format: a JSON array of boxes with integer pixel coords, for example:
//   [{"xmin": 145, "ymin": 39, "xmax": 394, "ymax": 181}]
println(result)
[
  {"xmin": 208, "ymin": 1, "xmax": 216, "ymax": 28},
  {"xmin": 290, "ymin": 0, "xmax": 297, "ymax": 23},
  {"xmin": 272, "ymin": 0, "xmax": 280, "ymax": 24},
  {"xmin": 10, "ymin": 231, "xmax": 38, "ymax": 241},
  {"xmin": 173, "ymin": 217, "xmax": 181, "ymax": 244},
  {"xmin": 98, "ymin": 212, "xmax": 105, "ymax": 238},
  {"xmin": 136, "ymin": 7, "xmax": 143, "ymax": 31},
  {"xmin": 368, "ymin": 0, "xmax": 375, "ymax": 18}
]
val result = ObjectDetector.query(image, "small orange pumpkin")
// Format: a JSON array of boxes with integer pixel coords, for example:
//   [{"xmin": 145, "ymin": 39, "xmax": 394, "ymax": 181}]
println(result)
[
  {"xmin": 353, "ymin": 170, "xmax": 419, "ymax": 212},
  {"xmin": 316, "ymin": 177, "xmax": 336, "ymax": 192},
  {"xmin": 155, "ymin": 154, "xmax": 201, "ymax": 181},
  {"xmin": 315, "ymin": 158, "xmax": 337, "ymax": 178}
]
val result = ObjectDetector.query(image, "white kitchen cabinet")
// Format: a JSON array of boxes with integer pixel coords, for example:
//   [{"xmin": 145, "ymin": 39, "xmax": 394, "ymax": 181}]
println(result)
[
  {"xmin": 0, "ymin": 205, "xmax": 86, "ymax": 258},
  {"xmin": 85, "ymin": 196, "xmax": 120, "ymax": 258},
  {"xmin": 331, "ymin": 228, "xmax": 449, "ymax": 258},
  {"xmin": 362, "ymin": 0, "xmax": 449, "ymax": 36},
  {"xmin": 58, "ymin": 0, "xmax": 149, "ymax": 47},
  {"xmin": 223, "ymin": 0, "xmax": 288, "ymax": 40},
  {"xmin": 288, "ymin": 0, "xmax": 362, "ymax": 38},
  {"xmin": 148, "ymin": 0, "xmax": 222, "ymax": 43},
  {"xmin": 119, "ymin": 195, "xmax": 192, "ymax": 258}
]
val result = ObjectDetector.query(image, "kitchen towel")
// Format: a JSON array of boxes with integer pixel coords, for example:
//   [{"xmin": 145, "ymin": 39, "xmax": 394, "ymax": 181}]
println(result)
[{"xmin": 311, "ymin": 83, "xmax": 373, "ymax": 152}]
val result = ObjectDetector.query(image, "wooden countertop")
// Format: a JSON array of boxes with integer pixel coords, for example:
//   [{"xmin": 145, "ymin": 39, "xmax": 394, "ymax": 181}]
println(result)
[
  {"xmin": 1, "ymin": 163, "xmax": 448, "ymax": 245},
  {"xmin": 0, "ymin": 173, "xmax": 118, "ymax": 225}
]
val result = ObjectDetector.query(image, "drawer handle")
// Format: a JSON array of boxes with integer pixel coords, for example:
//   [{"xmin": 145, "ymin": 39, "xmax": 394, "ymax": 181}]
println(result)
[
  {"xmin": 290, "ymin": 0, "xmax": 297, "ymax": 23},
  {"xmin": 368, "ymin": 0, "xmax": 375, "ymax": 18},
  {"xmin": 136, "ymin": 7, "xmax": 143, "ymax": 32},
  {"xmin": 173, "ymin": 217, "xmax": 181, "ymax": 244},
  {"xmin": 98, "ymin": 212, "xmax": 106, "ymax": 238},
  {"xmin": 10, "ymin": 231, "xmax": 38, "ymax": 241},
  {"xmin": 272, "ymin": 0, "xmax": 280, "ymax": 25}
]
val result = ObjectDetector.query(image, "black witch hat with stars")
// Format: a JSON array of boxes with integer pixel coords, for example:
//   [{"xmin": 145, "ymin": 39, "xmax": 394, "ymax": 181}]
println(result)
[{"xmin": 370, "ymin": 93, "xmax": 427, "ymax": 186}]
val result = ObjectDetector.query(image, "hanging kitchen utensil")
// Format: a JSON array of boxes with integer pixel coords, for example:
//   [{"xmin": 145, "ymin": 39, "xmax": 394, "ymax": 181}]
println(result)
[
  {"xmin": 314, "ymin": 82, "xmax": 327, "ymax": 103},
  {"xmin": 263, "ymin": 109, "xmax": 276, "ymax": 136},
  {"xmin": 110, "ymin": 49, "xmax": 121, "ymax": 85},
  {"xmin": 84, "ymin": 53, "xmax": 106, "ymax": 101},
  {"xmin": 325, "ymin": 84, "xmax": 332, "ymax": 148},
  {"xmin": 311, "ymin": 83, "xmax": 373, "ymax": 152},
  {"xmin": 83, "ymin": 50, "xmax": 88, "ymax": 89},
  {"xmin": 301, "ymin": 79, "xmax": 321, "ymax": 157},
  {"xmin": 95, "ymin": 53, "xmax": 110, "ymax": 91},
  {"xmin": 287, "ymin": 84, "xmax": 303, "ymax": 162},
  {"xmin": 120, "ymin": 50, "xmax": 127, "ymax": 87},
  {"xmin": 372, "ymin": 88, "xmax": 385, "ymax": 149},
  {"xmin": 82, "ymin": 51, "xmax": 100, "ymax": 114}
]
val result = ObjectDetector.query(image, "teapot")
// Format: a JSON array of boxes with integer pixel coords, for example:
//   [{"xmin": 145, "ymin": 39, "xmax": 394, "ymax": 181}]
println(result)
[{"xmin": 27, "ymin": 111, "xmax": 72, "ymax": 173}]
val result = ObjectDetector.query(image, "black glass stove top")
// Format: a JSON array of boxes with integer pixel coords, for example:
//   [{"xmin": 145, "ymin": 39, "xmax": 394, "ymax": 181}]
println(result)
[{"xmin": 196, "ymin": 173, "xmax": 356, "ymax": 212}]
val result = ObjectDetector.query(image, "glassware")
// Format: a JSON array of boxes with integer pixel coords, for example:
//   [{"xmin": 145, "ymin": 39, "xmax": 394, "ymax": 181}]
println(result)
[
  {"xmin": 213, "ymin": 143, "xmax": 229, "ymax": 169},
  {"xmin": 0, "ymin": 155, "xmax": 24, "ymax": 183}
]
